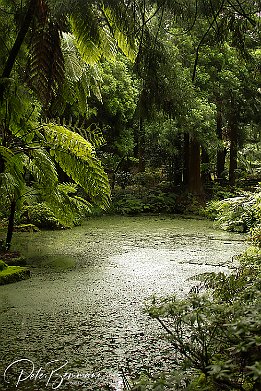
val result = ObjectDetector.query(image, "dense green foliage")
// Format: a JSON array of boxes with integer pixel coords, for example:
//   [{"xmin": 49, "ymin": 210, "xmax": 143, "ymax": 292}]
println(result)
[
  {"xmin": 0, "ymin": 1, "xmax": 260, "ymax": 247},
  {"xmin": 0, "ymin": 2, "xmax": 260, "ymax": 388},
  {"xmin": 132, "ymin": 226, "xmax": 261, "ymax": 390},
  {"xmin": 204, "ymin": 185, "xmax": 261, "ymax": 232},
  {"xmin": 20, "ymin": 203, "xmax": 62, "ymax": 229}
]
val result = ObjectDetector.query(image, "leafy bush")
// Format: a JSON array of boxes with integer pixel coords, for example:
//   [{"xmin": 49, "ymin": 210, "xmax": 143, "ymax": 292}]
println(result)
[
  {"xmin": 132, "ymin": 169, "xmax": 164, "ymax": 188},
  {"xmin": 132, "ymin": 248, "xmax": 261, "ymax": 390},
  {"xmin": 204, "ymin": 187, "xmax": 261, "ymax": 232},
  {"xmin": 251, "ymin": 225, "xmax": 261, "ymax": 248},
  {"xmin": 0, "ymin": 260, "xmax": 7, "ymax": 271},
  {"xmin": 112, "ymin": 195, "xmax": 145, "ymax": 214},
  {"xmin": 20, "ymin": 203, "xmax": 62, "ymax": 229},
  {"xmin": 110, "ymin": 189, "xmax": 176, "ymax": 215}
]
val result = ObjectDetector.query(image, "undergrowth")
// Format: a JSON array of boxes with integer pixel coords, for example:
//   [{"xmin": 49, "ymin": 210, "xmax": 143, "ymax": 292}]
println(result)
[{"xmin": 131, "ymin": 189, "xmax": 261, "ymax": 390}]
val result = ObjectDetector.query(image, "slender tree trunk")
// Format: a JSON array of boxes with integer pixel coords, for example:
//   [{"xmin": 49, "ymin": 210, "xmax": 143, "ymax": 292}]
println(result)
[
  {"xmin": 138, "ymin": 117, "xmax": 145, "ymax": 172},
  {"xmin": 0, "ymin": 0, "xmax": 36, "ymax": 101},
  {"xmin": 1, "ymin": 1, "xmax": 36, "ymax": 249},
  {"xmin": 188, "ymin": 137, "xmax": 202, "ymax": 194},
  {"xmin": 0, "ymin": 0, "xmax": 36, "ymax": 172},
  {"xmin": 183, "ymin": 132, "xmax": 190, "ymax": 187},
  {"xmin": 5, "ymin": 200, "xmax": 17, "ymax": 251},
  {"xmin": 216, "ymin": 106, "xmax": 226, "ymax": 180},
  {"xmin": 229, "ymin": 122, "xmax": 238, "ymax": 186},
  {"xmin": 173, "ymin": 133, "xmax": 183, "ymax": 187},
  {"xmin": 228, "ymin": 97, "xmax": 238, "ymax": 186}
]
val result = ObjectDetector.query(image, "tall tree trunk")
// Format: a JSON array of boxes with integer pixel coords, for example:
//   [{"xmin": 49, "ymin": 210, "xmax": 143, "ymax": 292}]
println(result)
[
  {"xmin": 138, "ymin": 117, "xmax": 145, "ymax": 172},
  {"xmin": 201, "ymin": 147, "xmax": 212, "ymax": 187},
  {"xmin": 5, "ymin": 200, "xmax": 16, "ymax": 251},
  {"xmin": 229, "ymin": 122, "xmax": 238, "ymax": 186},
  {"xmin": 228, "ymin": 96, "xmax": 238, "ymax": 187},
  {"xmin": 173, "ymin": 133, "xmax": 183, "ymax": 187},
  {"xmin": 188, "ymin": 137, "xmax": 202, "ymax": 194},
  {"xmin": 183, "ymin": 132, "xmax": 190, "ymax": 187},
  {"xmin": 216, "ymin": 106, "xmax": 226, "ymax": 180}
]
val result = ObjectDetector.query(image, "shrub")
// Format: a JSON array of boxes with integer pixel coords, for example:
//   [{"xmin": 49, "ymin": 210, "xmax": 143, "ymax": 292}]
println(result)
[
  {"xmin": 132, "ymin": 169, "xmax": 163, "ymax": 188},
  {"xmin": 0, "ymin": 260, "xmax": 7, "ymax": 271},
  {"xmin": 251, "ymin": 225, "xmax": 261, "ymax": 248},
  {"xmin": 132, "ymin": 248, "xmax": 261, "ymax": 390},
  {"xmin": 20, "ymin": 203, "xmax": 62, "ymax": 229},
  {"xmin": 110, "ymin": 189, "xmax": 177, "ymax": 215},
  {"xmin": 112, "ymin": 195, "xmax": 145, "ymax": 214},
  {"xmin": 204, "ymin": 186, "xmax": 261, "ymax": 232}
]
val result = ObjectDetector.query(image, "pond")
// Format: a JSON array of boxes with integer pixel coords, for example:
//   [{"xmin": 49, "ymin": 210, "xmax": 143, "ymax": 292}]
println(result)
[{"xmin": 0, "ymin": 215, "xmax": 246, "ymax": 390}]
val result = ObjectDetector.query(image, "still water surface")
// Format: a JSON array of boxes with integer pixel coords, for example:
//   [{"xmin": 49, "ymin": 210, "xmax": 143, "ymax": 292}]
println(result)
[{"xmin": 0, "ymin": 216, "xmax": 246, "ymax": 390}]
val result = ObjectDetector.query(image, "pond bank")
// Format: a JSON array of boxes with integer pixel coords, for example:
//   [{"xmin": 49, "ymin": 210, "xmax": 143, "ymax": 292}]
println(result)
[{"xmin": 0, "ymin": 215, "xmax": 247, "ymax": 390}]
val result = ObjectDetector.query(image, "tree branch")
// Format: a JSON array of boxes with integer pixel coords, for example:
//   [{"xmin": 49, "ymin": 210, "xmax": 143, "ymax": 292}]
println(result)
[{"xmin": 192, "ymin": 0, "xmax": 226, "ymax": 82}]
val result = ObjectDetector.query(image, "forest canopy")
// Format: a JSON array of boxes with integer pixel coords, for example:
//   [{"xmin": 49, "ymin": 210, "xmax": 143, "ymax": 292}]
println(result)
[{"xmin": 0, "ymin": 0, "xmax": 261, "ymax": 248}]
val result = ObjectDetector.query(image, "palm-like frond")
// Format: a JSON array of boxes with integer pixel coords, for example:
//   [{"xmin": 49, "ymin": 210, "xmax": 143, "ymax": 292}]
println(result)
[
  {"xmin": 29, "ymin": 21, "xmax": 64, "ymax": 109},
  {"xmin": 0, "ymin": 147, "xmax": 26, "ymax": 198},
  {"xmin": 61, "ymin": 32, "xmax": 84, "ymax": 82},
  {"xmin": 60, "ymin": 34, "xmax": 103, "ymax": 116},
  {"xmin": 100, "ymin": 5, "xmax": 137, "ymax": 62},
  {"xmin": 25, "ymin": 149, "xmax": 94, "ymax": 227},
  {"xmin": 69, "ymin": 1, "xmax": 137, "ymax": 64},
  {"xmin": 70, "ymin": 7, "xmax": 117, "ymax": 65},
  {"xmin": 26, "ymin": 148, "xmax": 58, "ymax": 191},
  {"xmin": 43, "ymin": 183, "xmax": 93, "ymax": 227},
  {"xmin": 42, "ymin": 123, "xmax": 110, "ymax": 208},
  {"xmin": 76, "ymin": 123, "xmax": 105, "ymax": 149}
]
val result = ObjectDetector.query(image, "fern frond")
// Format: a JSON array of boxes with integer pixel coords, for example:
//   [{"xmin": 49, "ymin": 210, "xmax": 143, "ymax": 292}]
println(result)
[
  {"xmin": 26, "ymin": 148, "xmax": 58, "ymax": 191},
  {"xmin": 42, "ymin": 183, "xmax": 92, "ymax": 227},
  {"xmin": 30, "ymin": 21, "xmax": 65, "ymax": 108},
  {"xmin": 101, "ymin": 6, "xmax": 137, "ymax": 62},
  {"xmin": 61, "ymin": 32, "xmax": 84, "ymax": 82},
  {"xmin": 60, "ymin": 34, "xmax": 103, "ymax": 116},
  {"xmin": 42, "ymin": 123, "xmax": 110, "ymax": 208},
  {"xmin": 84, "ymin": 64, "xmax": 103, "ymax": 102},
  {"xmin": 0, "ymin": 147, "xmax": 26, "ymax": 201},
  {"xmin": 76, "ymin": 123, "xmax": 105, "ymax": 149},
  {"xmin": 70, "ymin": 1, "xmax": 119, "ymax": 65}
]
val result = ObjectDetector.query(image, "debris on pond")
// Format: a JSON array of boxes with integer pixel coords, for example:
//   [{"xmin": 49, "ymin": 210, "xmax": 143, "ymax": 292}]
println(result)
[{"xmin": 0, "ymin": 216, "xmax": 246, "ymax": 390}]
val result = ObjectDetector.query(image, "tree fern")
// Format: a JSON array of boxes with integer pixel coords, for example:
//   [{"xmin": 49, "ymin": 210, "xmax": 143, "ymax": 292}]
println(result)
[{"xmin": 42, "ymin": 123, "xmax": 110, "ymax": 207}]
